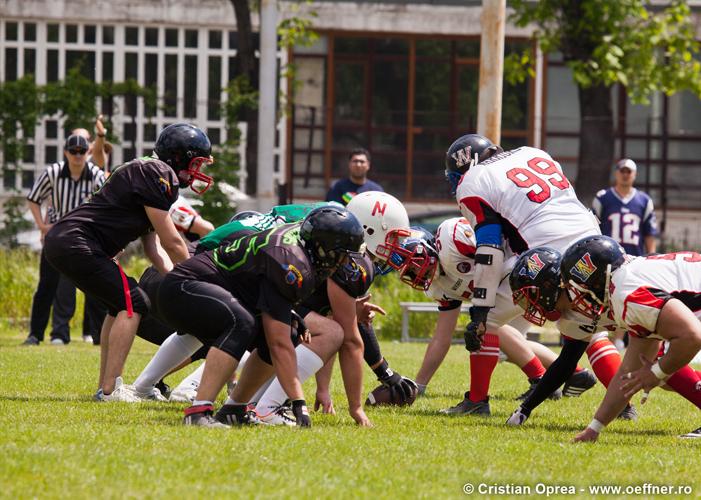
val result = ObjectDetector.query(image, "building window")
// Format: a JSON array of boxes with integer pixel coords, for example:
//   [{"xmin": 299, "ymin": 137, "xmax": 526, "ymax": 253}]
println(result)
[
  {"xmin": 125, "ymin": 26, "xmax": 139, "ymax": 45},
  {"xmin": 65, "ymin": 24, "xmax": 78, "ymax": 43},
  {"xmin": 24, "ymin": 23, "xmax": 36, "ymax": 42},
  {"xmin": 5, "ymin": 22, "xmax": 18, "ymax": 41},
  {"xmin": 84, "ymin": 25, "xmax": 96, "ymax": 44}
]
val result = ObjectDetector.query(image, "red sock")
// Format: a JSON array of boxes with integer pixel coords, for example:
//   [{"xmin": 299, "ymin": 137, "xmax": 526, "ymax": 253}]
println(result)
[
  {"xmin": 469, "ymin": 333, "xmax": 500, "ymax": 402},
  {"xmin": 586, "ymin": 339, "xmax": 621, "ymax": 387},
  {"xmin": 520, "ymin": 355, "xmax": 545, "ymax": 380},
  {"xmin": 666, "ymin": 365, "xmax": 701, "ymax": 410},
  {"xmin": 574, "ymin": 365, "xmax": 585, "ymax": 373}
]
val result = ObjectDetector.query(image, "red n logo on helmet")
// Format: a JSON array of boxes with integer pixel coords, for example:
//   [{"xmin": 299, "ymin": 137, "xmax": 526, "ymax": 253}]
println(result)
[{"xmin": 372, "ymin": 201, "xmax": 387, "ymax": 216}]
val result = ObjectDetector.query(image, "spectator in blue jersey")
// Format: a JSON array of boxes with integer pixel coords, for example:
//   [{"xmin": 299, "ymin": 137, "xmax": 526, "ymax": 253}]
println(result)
[
  {"xmin": 592, "ymin": 158, "xmax": 658, "ymax": 351},
  {"xmin": 325, "ymin": 148, "xmax": 384, "ymax": 205},
  {"xmin": 592, "ymin": 158, "xmax": 658, "ymax": 256}
]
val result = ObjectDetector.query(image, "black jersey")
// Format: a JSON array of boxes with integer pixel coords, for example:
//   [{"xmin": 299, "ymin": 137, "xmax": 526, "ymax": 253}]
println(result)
[
  {"xmin": 301, "ymin": 253, "xmax": 375, "ymax": 316},
  {"xmin": 51, "ymin": 158, "xmax": 179, "ymax": 257},
  {"xmin": 170, "ymin": 223, "xmax": 321, "ymax": 325}
]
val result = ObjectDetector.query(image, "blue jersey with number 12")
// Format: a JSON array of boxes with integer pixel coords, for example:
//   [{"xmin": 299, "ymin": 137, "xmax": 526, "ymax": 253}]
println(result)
[{"xmin": 592, "ymin": 187, "xmax": 657, "ymax": 256}]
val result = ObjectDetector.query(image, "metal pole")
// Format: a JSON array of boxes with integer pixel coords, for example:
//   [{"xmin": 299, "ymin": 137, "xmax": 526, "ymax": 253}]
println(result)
[
  {"xmin": 477, "ymin": 0, "xmax": 506, "ymax": 144},
  {"xmin": 256, "ymin": 0, "xmax": 277, "ymax": 207}
]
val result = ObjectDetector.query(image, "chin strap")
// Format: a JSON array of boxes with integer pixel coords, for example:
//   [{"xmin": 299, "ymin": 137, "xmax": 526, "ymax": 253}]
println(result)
[{"xmin": 472, "ymin": 245, "xmax": 504, "ymax": 308}]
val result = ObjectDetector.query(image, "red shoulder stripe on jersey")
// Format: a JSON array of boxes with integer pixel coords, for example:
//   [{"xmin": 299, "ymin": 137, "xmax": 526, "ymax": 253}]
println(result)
[
  {"xmin": 622, "ymin": 287, "xmax": 669, "ymax": 319},
  {"xmin": 452, "ymin": 223, "xmax": 476, "ymax": 257},
  {"xmin": 458, "ymin": 195, "xmax": 493, "ymax": 225}
]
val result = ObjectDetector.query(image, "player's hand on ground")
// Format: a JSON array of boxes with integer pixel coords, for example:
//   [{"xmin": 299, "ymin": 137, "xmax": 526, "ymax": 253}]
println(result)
[
  {"xmin": 314, "ymin": 390, "xmax": 336, "ymax": 415},
  {"xmin": 291, "ymin": 399, "xmax": 312, "ymax": 427},
  {"xmin": 573, "ymin": 427, "xmax": 599, "ymax": 443},
  {"xmin": 350, "ymin": 406, "xmax": 373, "ymax": 427},
  {"xmin": 356, "ymin": 294, "xmax": 386, "ymax": 323},
  {"xmin": 620, "ymin": 354, "xmax": 662, "ymax": 399}
]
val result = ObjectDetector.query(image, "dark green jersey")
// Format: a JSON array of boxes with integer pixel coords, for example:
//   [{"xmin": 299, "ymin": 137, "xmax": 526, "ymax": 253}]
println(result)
[
  {"xmin": 197, "ymin": 202, "xmax": 330, "ymax": 251},
  {"xmin": 171, "ymin": 222, "xmax": 320, "ymax": 325}
]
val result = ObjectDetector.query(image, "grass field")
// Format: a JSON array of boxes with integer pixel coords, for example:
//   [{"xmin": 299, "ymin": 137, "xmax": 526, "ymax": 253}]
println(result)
[{"xmin": 1, "ymin": 327, "xmax": 699, "ymax": 499}]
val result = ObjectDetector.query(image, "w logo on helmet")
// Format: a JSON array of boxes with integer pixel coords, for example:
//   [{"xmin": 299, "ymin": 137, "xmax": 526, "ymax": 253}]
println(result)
[
  {"xmin": 520, "ymin": 253, "xmax": 545, "ymax": 279},
  {"xmin": 570, "ymin": 252, "xmax": 597, "ymax": 282},
  {"xmin": 451, "ymin": 146, "xmax": 473, "ymax": 168}
]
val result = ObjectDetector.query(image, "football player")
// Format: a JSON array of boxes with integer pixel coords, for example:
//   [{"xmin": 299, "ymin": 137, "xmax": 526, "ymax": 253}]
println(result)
[
  {"xmin": 560, "ymin": 236, "xmax": 701, "ymax": 441},
  {"xmin": 156, "ymin": 206, "xmax": 365, "ymax": 427},
  {"xmin": 398, "ymin": 218, "xmax": 589, "ymax": 415},
  {"xmin": 43, "ymin": 123, "xmax": 214, "ymax": 400},
  {"xmin": 446, "ymin": 134, "xmax": 600, "ymax": 355},
  {"xmin": 227, "ymin": 192, "xmax": 419, "ymax": 425},
  {"xmin": 506, "ymin": 247, "xmax": 636, "ymax": 426}
]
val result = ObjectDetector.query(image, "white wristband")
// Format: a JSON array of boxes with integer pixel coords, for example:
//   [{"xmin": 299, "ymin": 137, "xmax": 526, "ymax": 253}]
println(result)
[
  {"xmin": 650, "ymin": 361, "xmax": 669, "ymax": 380},
  {"xmin": 588, "ymin": 419, "xmax": 605, "ymax": 433}
]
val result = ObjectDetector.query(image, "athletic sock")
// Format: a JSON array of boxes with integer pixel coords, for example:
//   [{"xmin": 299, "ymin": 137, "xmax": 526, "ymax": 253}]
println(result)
[
  {"xmin": 586, "ymin": 338, "xmax": 621, "ymax": 387},
  {"xmin": 133, "ymin": 333, "xmax": 203, "ymax": 393},
  {"xmin": 666, "ymin": 365, "xmax": 701, "ymax": 410},
  {"xmin": 256, "ymin": 345, "xmax": 324, "ymax": 413},
  {"xmin": 520, "ymin": 355, "xmax": 546, "ymax": 380},
  {"xmin": 468, "ymin": 333, "xmax": 500, "ymax": 402},
  {"xmin": 247, "ymin": 376, "xmax": 275, "ymax": 406},
  {"xmin": 192, "ymin": 400, "xmax": 214, "ymax": 407}
]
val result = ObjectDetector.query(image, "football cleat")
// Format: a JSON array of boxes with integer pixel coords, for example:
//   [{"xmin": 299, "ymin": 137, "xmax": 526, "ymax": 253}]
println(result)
[
  {"xmin": 215, "ymin": 404, "xmax": 263, "ymax": 426},
  {"xmin": 50, "ymin": 338, "xmax": 66, "ymax": 346},
  {"xmin": 22, "ymin": 336, "xmax": 40, "ymax": 346},
  {"xmin": 127, "ymin": 385, "xmax": 168, "ymax": 403},
  {"xmin": 169, "ymin": 382, "xmax": 198, "ymax": 403},
  {"xmin": 155, "ymin": 380, "xmax": 171, "ymax": 399},
  {"xmin": 258, "ymin": 401, "xmax": 296, "ymax": 426},
  {"xmin": 516, "ymin": 377, "xmax": 562, "ymax": 401},
  {"xmin": 93, "ymin": 388, "xmax": 104, "ymax": 401},
  {"xmin": 439, "ymin": 392, "xmax": 490, "ymax": 416},
  {"xmin": 183, "ymin": 405, "xmax": 230, "ymax": 428},
  {"xmin": 102, "ymin": 377, "xmax": 140, "ymax": 403},
  {"xmin": 506, "ymin": 407, "xmax": 529, "ymax": 426},
  {"xmin": 680, "ymin": 426, "xmax": 701, "ymax": 439},
  {"xmin": 562, "ymin": 369, "xmax": 597, "ymax": 397},
  {"xmin": 617, "ymin": 403, "xmax": 638, "ymax": 421},
  {"xmin": 82, "ymin": 335, "xmax": 94, "ymax": 344}
]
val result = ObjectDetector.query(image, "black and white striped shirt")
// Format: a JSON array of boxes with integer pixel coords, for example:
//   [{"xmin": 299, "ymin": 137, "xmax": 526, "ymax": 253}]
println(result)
[{"xmin": 26, "ymin": 161, "xmax": 106, "ymax": 223}]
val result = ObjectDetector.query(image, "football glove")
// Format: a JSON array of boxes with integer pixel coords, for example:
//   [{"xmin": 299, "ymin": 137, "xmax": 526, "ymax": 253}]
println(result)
[
  {"xmin": 291, "ymin": 399, "xmax": 311, "ymax": 427},
  {"xmin": 464, "ymin": 306, "xmax": 490, "ymax": 352},
  {"xmin": 373, "ymin": 359, "xmax": 418, "ymax": 404},
  {"xmin": 506, "ymin": 406, "xmax": 530, "ymax": 426}
]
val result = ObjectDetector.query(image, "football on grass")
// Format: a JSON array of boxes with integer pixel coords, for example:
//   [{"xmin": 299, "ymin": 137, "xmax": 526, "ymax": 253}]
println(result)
[{"xmin": 365, "ymin": 384, "xmax": 418, "ymax": 407}]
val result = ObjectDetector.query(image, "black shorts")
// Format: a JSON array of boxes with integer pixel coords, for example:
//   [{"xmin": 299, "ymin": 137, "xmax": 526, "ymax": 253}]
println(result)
[
  {"xmin": 44, "ymin": 232, "xmax": 150, "ymax": 317},
  {"xmin": 157, "ymin": 274, "xmax": 258, "ymax": 361}
]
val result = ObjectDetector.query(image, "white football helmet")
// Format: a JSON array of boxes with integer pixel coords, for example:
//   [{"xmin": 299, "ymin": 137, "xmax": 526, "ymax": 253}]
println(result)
[{"xmin": 346, "ymin": 191, "xmax": 410, "ymax": 257}]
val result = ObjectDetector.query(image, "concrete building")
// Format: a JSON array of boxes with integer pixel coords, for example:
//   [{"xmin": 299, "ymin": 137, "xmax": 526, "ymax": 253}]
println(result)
[{"xmin": 2, "ymin": 0, "xmax": 701, "ymax": 246}]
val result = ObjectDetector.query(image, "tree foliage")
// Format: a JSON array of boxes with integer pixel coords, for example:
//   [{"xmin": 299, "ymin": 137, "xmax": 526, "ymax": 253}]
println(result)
[
  {"xmin": 507, "ymin": 0, "xmax": 701, "ymax": 104},
  {"xmin": 506, "ymin": 0, "xmax": 701, "ymax": 205}
]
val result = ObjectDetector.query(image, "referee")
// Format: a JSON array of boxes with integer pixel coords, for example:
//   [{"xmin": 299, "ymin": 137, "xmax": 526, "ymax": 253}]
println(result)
[{"xmin": 23, "ymin": 134, "xmax": 106, "ymax": 346}]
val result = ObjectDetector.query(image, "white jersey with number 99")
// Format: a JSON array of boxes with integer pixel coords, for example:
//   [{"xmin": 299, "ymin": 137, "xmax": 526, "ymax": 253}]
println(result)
[{"xmin": 455, "ymin": 146, "xmax": 599, "ymax": 254}]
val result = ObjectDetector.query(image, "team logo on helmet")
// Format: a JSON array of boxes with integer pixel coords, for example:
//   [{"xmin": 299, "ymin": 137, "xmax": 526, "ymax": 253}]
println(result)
[
  {"xmin": 451, "ymin": 146, "xmax": 473, "ymax": 168},
  {"xmin": 283, "ymin": 264, "xmax": 304, "ymax": 288},
  {"xmin": 569, "ymin": 252, "xmax": 597, "ymax": 282},
  {"xmin": 520, "ymin": 253, "xmax": 545, "ymax": 280}
]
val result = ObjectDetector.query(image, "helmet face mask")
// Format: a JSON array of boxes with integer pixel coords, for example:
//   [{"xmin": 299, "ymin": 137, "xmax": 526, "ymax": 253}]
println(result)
[
  {"xmin": 564, "ymin": 279, "xmax": 607, "ymax": 320},
  {"xmin": 377, "ymin": 228, "xmax": 438, "ymax": 290},
  {"xmin": 512, "ymin": 286, "xmax": 561, "ymax": 327},
  {"xmin": 180, "ymin": 156, "xmax": 214, "ymax": 194}
]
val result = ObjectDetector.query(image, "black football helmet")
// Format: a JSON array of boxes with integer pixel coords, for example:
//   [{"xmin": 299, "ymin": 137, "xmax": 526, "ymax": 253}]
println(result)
[
  {"xmin": 509, "ymin": 247, "xmax": 564, "ymax": 326},
  {"xmin": 445, "ymin": 133, "xmax": 503, "ymax": 194},
  {"xmin": 561, "ymin": 235, "xmax": 626, "ymax": 320},
  {"xmin": 154, "ymin": 123, "xmax": 213, "ymax": 194},
  {"xmin": 300, "ymin": 206, "xmax": 366, "ymax": 274}
]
